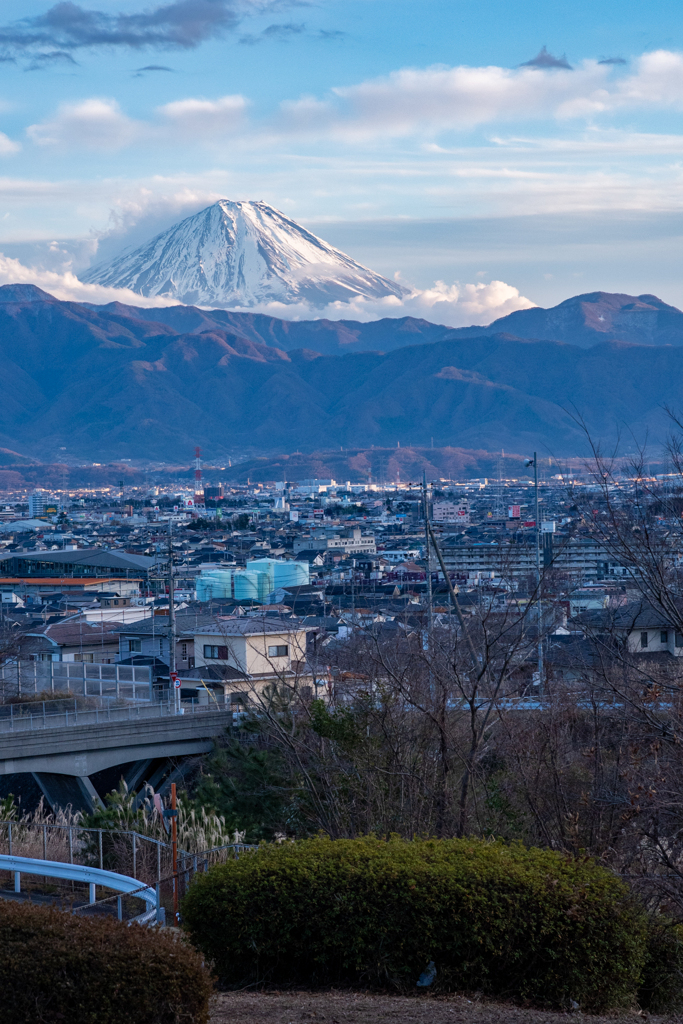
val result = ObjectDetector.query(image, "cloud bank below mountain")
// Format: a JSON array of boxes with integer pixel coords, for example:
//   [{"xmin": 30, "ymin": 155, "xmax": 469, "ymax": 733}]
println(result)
[
  {"xmin": 0, "ymin": 250, "xmax": 534, "ymax": 326},
  {"xmin": 224, "ymin": 278, "xmax": 535, "ymax": 325}
]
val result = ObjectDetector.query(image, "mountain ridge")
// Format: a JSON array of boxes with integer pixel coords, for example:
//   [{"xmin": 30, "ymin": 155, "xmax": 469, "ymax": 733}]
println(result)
[
  {"xmin": 450, "ymin": 290, "xmax": 683, "ymax": 347},
  {"xmin": 86, "ymin": 288, "xmax": 683, "ymax": 354},
  {"xmin": 0, "ymin": 283, "xmax": 681, "ymax": 462}
]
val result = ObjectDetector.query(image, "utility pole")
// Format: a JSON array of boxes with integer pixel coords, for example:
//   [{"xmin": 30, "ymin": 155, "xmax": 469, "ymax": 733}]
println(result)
[
  {"xmin": 171, "ymin": 781, "xmax": 179, "ymax": 925},
  {"xmin": 423, "ymin": 471, "xmax": 433, "ymax": 640},
  {"xmin": 351, "ymin": 558, "xmax": 356, "ymax": 630},
  {"xmin": 525, "ymin": 453, "xmax": 544, "ymax": 693},
  {"xmin": 168, "ymin": 521, "xmax": 178, "ymax": 713}
]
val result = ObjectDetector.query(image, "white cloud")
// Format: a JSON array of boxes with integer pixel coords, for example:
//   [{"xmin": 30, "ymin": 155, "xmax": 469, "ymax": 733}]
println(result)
[
  {"xmin": 89, "ymin": 186, "xmax": 229, "ymax": 264},
  {"xmin": 27, "ymin": 98, "xmax": 140, "ymax": 150},
  {"xmin": 0, "ymin": 252, "xmax": 180, "ymax": 305},
  {"xmin": 331, "ymin": 64, "xmax": 601, "ymax": 136},
  {"xmin": 158, "ymin": 94, "xmax": 248, "ymax": 135},
  {"xmin": 22, "ymin": 50, "xmax": 683, "ymax": 157},
  {"xmin": 610, "ymin": 49, "xmax": 683, "ymax": 110},
  {"xmin": 273, "ymin": 50, "xmax": 683, "ymax": 140},
  {"xmin": 26, "ymin": 94, "xmax": 248, "ymax": 151},
  {"xmin": 0, "ymin": 132, "xmax": 20, "ymax": 155},
  {"xmin": 223, "ymin": 278, "xmax": 535, "ymax": 326}
]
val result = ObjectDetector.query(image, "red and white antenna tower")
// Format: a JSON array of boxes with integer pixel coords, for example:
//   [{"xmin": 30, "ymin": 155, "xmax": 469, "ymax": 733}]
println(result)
[{"xmin": 194, "ymin": 446, "xmax": 205, "ymax": 506}]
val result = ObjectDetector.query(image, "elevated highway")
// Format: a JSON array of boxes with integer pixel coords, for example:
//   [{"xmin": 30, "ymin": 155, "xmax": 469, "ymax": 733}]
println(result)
[{"xmin": 0, "ymin": 701, "xmax": 229, "ymax": 811}]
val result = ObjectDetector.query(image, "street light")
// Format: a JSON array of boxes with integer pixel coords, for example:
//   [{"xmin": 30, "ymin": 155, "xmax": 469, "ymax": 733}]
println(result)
[{"xmin": 524, "ymin": 454, "xmax": 543, "ymax": 692}]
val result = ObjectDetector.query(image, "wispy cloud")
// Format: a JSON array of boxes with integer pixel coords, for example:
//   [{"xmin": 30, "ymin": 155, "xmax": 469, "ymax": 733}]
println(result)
[
  {"xmin": 133, "ymin": 64, "xmax": 175, "ymax": 76},
  {"xmin": 274, "ymin": 50, "xmax": 683, "ymax": 139},
  {"xmin": 158, "ymin": 93, "xmax": 248, "ymax": 134},
  {"xmin": 0, "ymin": 0, "xmax": 242, "ymax": 53},
  {"xmin": 27, "ymin": 98, "xmax": 140, "ymax": 150},
  {"xmin": 240, "ymin": 21, "xmax": 305, "ymax": 44},
  {"xmin": 317, "ymin": 29, "xmax": 346, "ymax": 40},
  {"xmin": 25, "ymin": 50, "xmax": 683, "ymax": 153},
  {"xmin": 26, "ymin": 93, "xmax": 247, "ymax": 149},
  {"xmin": 25, "ymin": 50, "xmax": 79, "ymax": 70}
]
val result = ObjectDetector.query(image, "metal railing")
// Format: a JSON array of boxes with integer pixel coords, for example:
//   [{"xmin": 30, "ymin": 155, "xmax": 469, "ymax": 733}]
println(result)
[
  {"xmin": 0, "ymin": 821, "xmax": 255, "ymax": 923},
  {"xmin": 0, "ymin": 854, "xmax": 158, "ymax": 924},
  {"xmin": 0, "ymin": 660, "xmax": 152, "ymax": 702},
  {"xmin": 0, "ymin": 697, "xmax": 232, "ymax": 735}
]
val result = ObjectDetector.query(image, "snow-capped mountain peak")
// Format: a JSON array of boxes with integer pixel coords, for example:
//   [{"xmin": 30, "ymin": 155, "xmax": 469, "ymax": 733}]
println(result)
[{"xmin": 81, "ymin": 200, "xmax": 407, "ymax": 309}]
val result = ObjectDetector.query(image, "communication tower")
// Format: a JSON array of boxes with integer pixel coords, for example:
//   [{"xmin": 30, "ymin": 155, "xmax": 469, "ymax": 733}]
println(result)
[{"xmin": 194, "ymin": 446, "xmax": 205, "ymax": 506}]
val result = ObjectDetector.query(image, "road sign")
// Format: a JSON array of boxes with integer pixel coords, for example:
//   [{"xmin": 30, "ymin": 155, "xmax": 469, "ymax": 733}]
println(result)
[{"xmin": 170, "ymin": 672, "xmax": 180, "ymax": 689}]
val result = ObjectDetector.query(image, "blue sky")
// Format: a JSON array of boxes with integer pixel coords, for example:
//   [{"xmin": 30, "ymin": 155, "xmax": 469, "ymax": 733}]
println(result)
[{"xmin": 2, "ymin": 0, "xmax": 683, "ymax": 322}]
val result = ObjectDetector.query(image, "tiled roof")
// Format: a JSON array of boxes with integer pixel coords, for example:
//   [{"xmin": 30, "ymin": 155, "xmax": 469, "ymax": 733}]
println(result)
[
  {"xmin": 26, "ymin": 622, "xmax": 122, "ymax": 644},
  {"xmin": 193, "ymin": 616, "xmax": 308, "ymax": 636}
]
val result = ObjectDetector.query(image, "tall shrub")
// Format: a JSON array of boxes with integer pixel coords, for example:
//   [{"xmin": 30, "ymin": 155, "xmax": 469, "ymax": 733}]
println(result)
[
  {"xmin": 0, "ymin": 901, "xmax": 212, "ymax": 1024},
  {"xmin": 182, "ymin": 835, "xmax": 647, "ymax": 1010}
]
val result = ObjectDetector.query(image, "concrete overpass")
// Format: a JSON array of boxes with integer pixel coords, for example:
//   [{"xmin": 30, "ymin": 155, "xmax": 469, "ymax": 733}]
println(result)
[{"xmin": 0, "ymin": 702, "xmax": 229, "ymax": 812}]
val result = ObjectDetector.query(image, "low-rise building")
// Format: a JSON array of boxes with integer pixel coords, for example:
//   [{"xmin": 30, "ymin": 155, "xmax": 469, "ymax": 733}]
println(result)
[
  {"xmin": 116, "ymin": 613, "xmax": 217, "ymax": 671},
  {"xmin": 293, "ymin": 528, "xmax": 376, "ymax": 557},
  {"xmin": 190, "ymin": 617, "xmax": 314, "ymax": 700},
  {"xmin": 20, "ymin": 622, "xmax": 122, "ymax": 663}
]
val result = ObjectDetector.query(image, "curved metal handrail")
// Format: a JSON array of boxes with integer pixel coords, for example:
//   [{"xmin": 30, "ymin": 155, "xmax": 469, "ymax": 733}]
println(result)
[{"xmin": 0, "ymin": 854, "xmax": 158, "ymax": 924}]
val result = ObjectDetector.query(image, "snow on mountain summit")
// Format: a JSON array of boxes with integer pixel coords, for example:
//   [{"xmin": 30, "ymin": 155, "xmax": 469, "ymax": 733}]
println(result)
[{"xmin": 81, "ymin": 200, "xmax": 407, "ymax": 309}]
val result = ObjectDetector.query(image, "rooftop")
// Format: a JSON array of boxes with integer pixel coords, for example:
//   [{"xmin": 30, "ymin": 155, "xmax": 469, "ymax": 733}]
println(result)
[{"xmin": 192, "ymin": 617, "xmax": 309, "ymax": 636}]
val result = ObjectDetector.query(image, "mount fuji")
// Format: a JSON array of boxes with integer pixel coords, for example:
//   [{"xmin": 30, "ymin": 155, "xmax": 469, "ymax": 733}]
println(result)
[{"xmin": 81, "ymin": 200, "xmax": 407, "ymax": 310}]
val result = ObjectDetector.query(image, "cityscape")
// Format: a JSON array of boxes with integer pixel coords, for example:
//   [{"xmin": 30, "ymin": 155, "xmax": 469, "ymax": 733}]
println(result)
[{"xmin": 3, "ymin": 0, "xmax": 683, "ymax": 1020}]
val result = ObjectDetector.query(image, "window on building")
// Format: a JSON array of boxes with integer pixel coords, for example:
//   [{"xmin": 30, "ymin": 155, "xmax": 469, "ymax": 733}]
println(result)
[
  {"xmin": 204, "ymin": 645, "xmax": 228, "ymax": 659},
  {"xmin": 181, "ymin": 642, "xmax": 188, "ymax": 659},
  {"xmin": 75, "ymin": 653, "xmax": 94, "ymax": 663},
  {"xmin": 128, "ymin": 639, "xmax": 141, "ymax": 653},
  {"xmin": 159, "ymin": 638, "xmax": 163, "ymax": 654},
  {"xmin": 640, "ymin": 631, "xmax": 649, "ymax": 648},
  {"xmin": 661, "ymin": 630, "xmax": 669, "ymax": 644},
  {"xmin": 268, "ymin": 644, "xmax": 289, "ymax": 658},
  {"xmin": 677, "ymin": 632, "xmax": 683, "ymax": 648}
]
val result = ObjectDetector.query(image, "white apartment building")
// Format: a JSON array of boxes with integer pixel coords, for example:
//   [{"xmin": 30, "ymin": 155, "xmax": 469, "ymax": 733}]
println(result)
[
  {"xmin": 293, "ymin": 528, "xmax": 376, "ymax": 556},
  {"xmin": 432, "ymin": 499, "xmax": 470, "ymax": 525},
  {"xmin": 28, "ymin": 492, "xmax": 49, "ymax": 518}
]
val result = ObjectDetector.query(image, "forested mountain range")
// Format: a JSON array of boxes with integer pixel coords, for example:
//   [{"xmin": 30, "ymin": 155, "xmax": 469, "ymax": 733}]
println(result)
[{"xmin": 1, "ymin": 284, "xmax": 680, "ymax": 461}]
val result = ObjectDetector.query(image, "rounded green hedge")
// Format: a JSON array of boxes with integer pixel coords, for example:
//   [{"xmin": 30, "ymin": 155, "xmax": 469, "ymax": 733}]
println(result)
[
  {"xmin": 0, "ymin": 900, "xmax": 213, "ymax": 1024},
  {"xmin": 181, "ymin": 836, "xmax": 648, "ymax": 1010}
]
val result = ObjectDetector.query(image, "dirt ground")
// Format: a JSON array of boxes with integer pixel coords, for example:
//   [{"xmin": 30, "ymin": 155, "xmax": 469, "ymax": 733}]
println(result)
[{"xmin": 210, "ymin": 991, "xmax": 682, "ymax": 1024}]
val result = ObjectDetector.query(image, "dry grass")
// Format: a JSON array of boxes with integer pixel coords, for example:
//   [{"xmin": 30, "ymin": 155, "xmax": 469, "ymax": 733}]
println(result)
[{"xmin": 209, "ymin": 991, "xmax": 681, "ymax": 1024}]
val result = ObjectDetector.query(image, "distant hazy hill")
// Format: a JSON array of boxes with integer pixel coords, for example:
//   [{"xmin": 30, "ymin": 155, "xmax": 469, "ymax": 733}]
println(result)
[
  {"xmin": 221, "ymin": 447, "xmax": 530, "ymax": 484},
  {"xmin": 88, "ymin": 300, "xmax": 451, "ymax": 356},
  {"xmin": 1, "ymin": 284, "xmax": 682, "ymax": 461}
]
